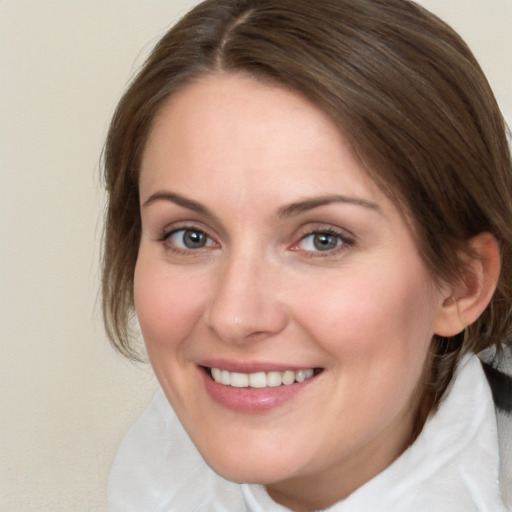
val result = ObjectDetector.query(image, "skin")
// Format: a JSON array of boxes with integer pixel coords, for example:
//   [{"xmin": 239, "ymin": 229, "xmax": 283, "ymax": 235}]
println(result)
[{"xmin": 134, "ymin": 73, "xmax": 457, "ymax": 511}]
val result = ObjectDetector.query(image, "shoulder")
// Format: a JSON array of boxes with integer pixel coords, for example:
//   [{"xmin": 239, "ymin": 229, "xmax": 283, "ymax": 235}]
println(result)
[{"xmin": 108, "ymin": 389, "xmax": 244, "ymax": 512}]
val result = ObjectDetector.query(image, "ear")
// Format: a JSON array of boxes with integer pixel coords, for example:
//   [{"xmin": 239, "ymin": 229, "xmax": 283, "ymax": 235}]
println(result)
[{"xmin": 434, "ymin": 233, "xmax": 501, "ymax": 337}]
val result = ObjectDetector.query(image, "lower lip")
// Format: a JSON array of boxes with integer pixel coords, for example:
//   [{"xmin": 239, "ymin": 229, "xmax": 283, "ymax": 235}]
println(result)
[{"xmin": 200, "ymin": 368, "xmax": 318, "ymax": 413}]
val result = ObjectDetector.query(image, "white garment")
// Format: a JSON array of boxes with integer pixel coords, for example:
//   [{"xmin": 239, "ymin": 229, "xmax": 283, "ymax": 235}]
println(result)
[{"xmin": 108, "ymin": 355, "xmax": 510, "ymax": 511}]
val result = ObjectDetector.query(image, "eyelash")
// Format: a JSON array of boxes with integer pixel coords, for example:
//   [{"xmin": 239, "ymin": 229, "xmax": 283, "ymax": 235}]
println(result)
[
  {"xmin": 291, "ymin": 227, "xmax": 354, "ymax": 257},
  {"xmin": 159, "ymin": 225, "xmax": 217, "ymax": 255},
  {"xmin": 159, "ymin": 225, "xmax": 354, "ymax": 257}
]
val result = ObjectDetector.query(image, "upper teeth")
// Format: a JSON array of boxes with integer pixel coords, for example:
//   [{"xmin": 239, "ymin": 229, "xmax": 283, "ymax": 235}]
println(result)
[{"xmin": 210, "ymin": 368, "xmax": 315, "ymax": 388}]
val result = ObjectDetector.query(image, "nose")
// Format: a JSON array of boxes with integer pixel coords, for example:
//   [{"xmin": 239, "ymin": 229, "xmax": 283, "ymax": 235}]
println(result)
[{"xmin": 204, "ymin": 251, "xmax": 288, "ymax": 345}]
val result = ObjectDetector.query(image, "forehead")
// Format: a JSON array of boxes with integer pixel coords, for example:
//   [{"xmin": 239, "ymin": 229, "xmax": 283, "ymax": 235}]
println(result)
[{"xmin": 140, "ymin": 73, "xmax": 387, "ymax": 207}]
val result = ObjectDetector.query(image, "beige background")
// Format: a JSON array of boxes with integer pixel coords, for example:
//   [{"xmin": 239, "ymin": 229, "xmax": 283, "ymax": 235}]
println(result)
[{"xmin": 1, "ymin": 1, "xmax": 511, "ymax": 511}]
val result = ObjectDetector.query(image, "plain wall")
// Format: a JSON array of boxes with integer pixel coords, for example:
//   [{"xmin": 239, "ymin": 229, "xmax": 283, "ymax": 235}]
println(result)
[{"xmin": 1, "ymin": 1, "xmax": 510, "ymax": 510}]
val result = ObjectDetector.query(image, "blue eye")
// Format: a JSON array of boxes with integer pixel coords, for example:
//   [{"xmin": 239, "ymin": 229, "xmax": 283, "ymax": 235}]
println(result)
[
  {"xmin": 299, "ymin": 232, "xmax": 344, "ymax": 252},
  {"xmin": 167, "ymin": 229, "xmax": 215, "ymax": 250}
]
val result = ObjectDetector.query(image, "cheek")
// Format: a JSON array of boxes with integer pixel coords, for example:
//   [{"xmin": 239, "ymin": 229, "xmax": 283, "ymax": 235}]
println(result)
[
  {"xmin": 298, "ymin": 264, "xmax": 436, "ymax": 387},
  {"xmin": 133, "ymin": 252, "xmax": 206, "ymax": 353}
]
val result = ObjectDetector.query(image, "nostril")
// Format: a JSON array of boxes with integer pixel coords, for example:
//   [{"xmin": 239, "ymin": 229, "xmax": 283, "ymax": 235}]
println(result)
[{"xmin": 203, "ymin": 266, "xmax": 289, "ymax": 345}]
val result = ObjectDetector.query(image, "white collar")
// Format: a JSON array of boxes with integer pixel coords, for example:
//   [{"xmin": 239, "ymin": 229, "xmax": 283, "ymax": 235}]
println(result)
[{"xmin": 242, "ymin": 355, "xmax": 507, "ymax": 511}]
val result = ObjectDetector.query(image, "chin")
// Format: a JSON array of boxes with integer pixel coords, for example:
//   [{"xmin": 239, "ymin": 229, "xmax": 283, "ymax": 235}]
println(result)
[{"xmin": 200, "ymin": 445, "xmax": 303, "ymax": 485}]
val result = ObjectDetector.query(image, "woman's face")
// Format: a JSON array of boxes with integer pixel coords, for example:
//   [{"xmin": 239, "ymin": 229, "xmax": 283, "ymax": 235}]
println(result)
[{"xmin": 135, "ymin": 73, "xmax": 450, "ymax": 504}]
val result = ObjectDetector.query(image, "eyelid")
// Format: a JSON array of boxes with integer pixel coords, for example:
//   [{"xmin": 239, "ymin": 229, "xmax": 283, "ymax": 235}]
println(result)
[
  {"xmin": 157, "ymin": 220, "xmax": 354, "ymax": 257},
  {"xmin": 289, "ymin": 224, "xmax": 355, "ymax": 255},
  {"xmin": 159, "ymin": 220, "xmax": 213, "ymax": 240},
  {"xmin": 160, "ymin": 223, "xmax": 220, "ymax": 253}
]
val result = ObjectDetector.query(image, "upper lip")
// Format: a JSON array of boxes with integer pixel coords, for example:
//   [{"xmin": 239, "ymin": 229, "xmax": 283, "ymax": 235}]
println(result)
[{"xmin": 198, "ymin": 359, "xmax": 319, "ymax": 373}]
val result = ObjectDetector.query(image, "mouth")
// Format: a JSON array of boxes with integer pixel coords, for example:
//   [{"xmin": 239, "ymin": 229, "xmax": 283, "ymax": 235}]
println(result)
[
  {"xmin": 203, "ymin": 366, "xmax": 323, "ymax": 388},
  {"xmin": 199, "ymin": 364, "xmax": 324, "ymax": 413}
]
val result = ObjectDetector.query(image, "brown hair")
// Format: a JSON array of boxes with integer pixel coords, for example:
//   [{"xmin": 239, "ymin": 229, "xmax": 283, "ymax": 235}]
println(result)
[{"xmin": 102, "ymin": 0, "xmax": 512, "ymax": 406}]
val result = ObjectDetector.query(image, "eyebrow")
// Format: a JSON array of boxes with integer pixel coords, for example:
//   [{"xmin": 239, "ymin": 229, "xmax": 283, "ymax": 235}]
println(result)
[
  {"xmin": 142, "ymin": 190, "xmax": 382, "ymax": 219},
  {"xmin": 277, "ymin": 194, "xmax": 382, "ymax": 218},
  {"xmin": 142, "ymin": 190, "xmax": 216, "ymax": 218}
]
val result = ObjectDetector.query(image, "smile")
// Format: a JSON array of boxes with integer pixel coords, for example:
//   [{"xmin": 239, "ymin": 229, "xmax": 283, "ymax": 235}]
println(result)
[
  {"xmin": 209, "ymin": 367, "xmax": 317, "ymax": 388},
  {"xmin": 201, "ymin": 365, "xmax": 323, "ymax": 412}
]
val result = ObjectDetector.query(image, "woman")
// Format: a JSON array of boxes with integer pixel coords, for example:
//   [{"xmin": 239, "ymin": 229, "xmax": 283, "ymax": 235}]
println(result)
[{"xmin": 103, "ymin": 0, "xmax": 512, "ymax": 510}]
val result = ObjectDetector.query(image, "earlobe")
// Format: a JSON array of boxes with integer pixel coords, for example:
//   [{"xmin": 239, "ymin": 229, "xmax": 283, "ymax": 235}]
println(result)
[{"xmin": 434, "ymin": 232, "xmax": 501, "ymax": 337}]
